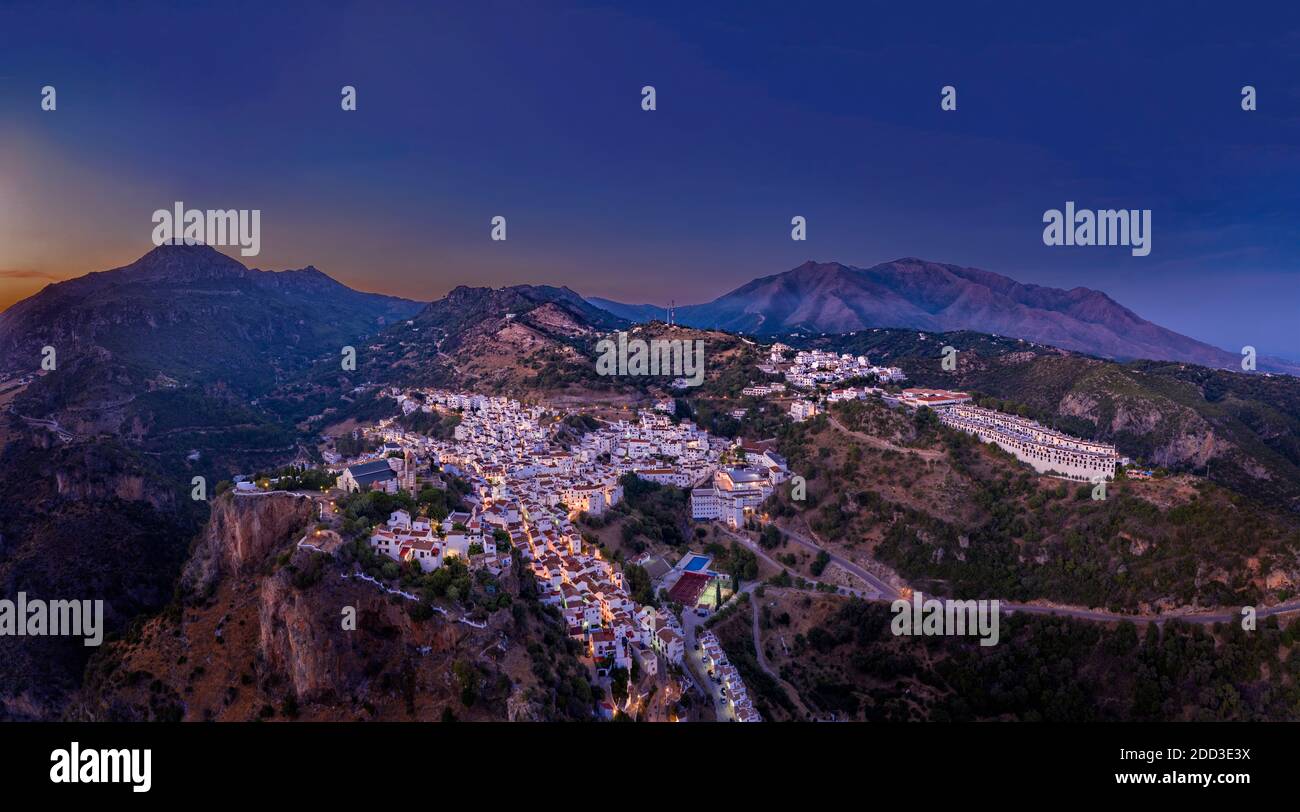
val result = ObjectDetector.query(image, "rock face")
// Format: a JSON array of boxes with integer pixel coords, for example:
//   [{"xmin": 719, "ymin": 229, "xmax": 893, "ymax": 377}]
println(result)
[
  {"xmin": 181, "ymin": 491, "xmax": 316, "ymax": 599},
  {"xmin": 69, "ymin": 485, "xmax": 583, "ymax": 722},
  {"xmin": 507, "ymin": 683, "xmax": 545, "ymax": 722},
  {"xmin": 256, "ymin": 566, "xmax": 468, "ymax": 702}
]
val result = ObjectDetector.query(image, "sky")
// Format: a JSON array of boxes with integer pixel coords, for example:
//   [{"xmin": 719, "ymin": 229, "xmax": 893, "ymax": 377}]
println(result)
[{"xmin": 1, "ymin": 1, "xmax": 1299, "ymax": 358}]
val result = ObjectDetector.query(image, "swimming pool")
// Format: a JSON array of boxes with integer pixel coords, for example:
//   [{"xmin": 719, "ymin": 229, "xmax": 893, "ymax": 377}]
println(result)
[{"xmin": 682, "ymin": 554, "xmax": 710, "ymax": 572}]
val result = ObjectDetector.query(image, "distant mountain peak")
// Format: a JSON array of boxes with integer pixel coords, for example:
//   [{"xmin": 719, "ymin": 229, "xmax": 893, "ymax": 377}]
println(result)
[
  {"xmin": 118, "ymin": 241, "xmax": 247, "ymax": 275},
  {"xmin": 588, "ymin": 257, "xmax": 1300, "ymax": 374},
  {"xmin": 0, "ymin": 245, "xmax": 425, "ymax": 387}
]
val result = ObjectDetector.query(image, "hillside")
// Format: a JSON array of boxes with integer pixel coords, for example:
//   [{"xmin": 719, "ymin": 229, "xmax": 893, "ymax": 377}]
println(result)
[
  {"xmin": 0, "ymin": 245, "xmax": 427, "ymax": 719},
  {"xmin": 791, "ymin": 329, "xmax": 1300, "ymax": 510},
  {"xmin": 0, "ymin": 438, "xmax": 200, "ymax": 719},
  {"xmin": 711, "ymin": 592, "xmax": 1300, "ymax": 722},
  {"xmin": 298, "ymin": 286, "xmax": 760, "ymax": 418},
  {"xmin": 756, "ymin": 399, "xmax": 1300, "ymax": 612}
]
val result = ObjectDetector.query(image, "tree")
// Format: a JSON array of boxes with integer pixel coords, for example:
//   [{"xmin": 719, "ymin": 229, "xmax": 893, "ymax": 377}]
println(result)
[
  {"xmin": 810, "ymin": 549, "xmax": 831, "ymax": 577},
  {"xmin": 611, "ymin": 667, "xmax": 630, "ymax": 706},
  {"xmin": 453, "ymin": 659, "xmax": 478, "ymax": 707}
]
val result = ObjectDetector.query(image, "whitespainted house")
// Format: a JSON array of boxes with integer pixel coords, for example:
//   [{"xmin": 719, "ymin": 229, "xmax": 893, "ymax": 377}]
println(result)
[
  {"xmin": 698, "ymin": 629, "xmax": 762, "ymax": 722},
  {"xmin": 789, "ymin": 399, "xmax": 817, "ymax": 422},
  {"xmin": 880, "ymin": 388, "xmax": 1117, "ymax": 481},
  {"xmin": 351, "ymin": 388, "xmax": 726, "ymax": 703},
  {"xmin": 368, "ymin": 508, "xmax": 510, "ymax": 575},
  {"xmin": 883, "ymin": 387, "xmax": 973, "ymax": 409},
  {"xmin": 780, "ymin": 348, "xmax": 906, "ymax": 390},
  {"xmin": 690, "ymin": 449, "xmax": 787, "ymax": 528},
  {"xmin": 934, "ymin": 403, "xmax": 1118, "ymax": 481}
]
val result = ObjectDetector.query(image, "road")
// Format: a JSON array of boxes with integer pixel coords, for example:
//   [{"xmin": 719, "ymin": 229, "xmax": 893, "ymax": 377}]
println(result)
[
  {"xmin": 717, "ymin": 526, "xmax": 875, "ymax": 599},
  {"xmin": 759, "ymin": 520, "xmax": 1300, "ymax": 626},
  {"xmin": 679, "ymin": 607, "xmax": 733, "ymax": 721},
  {"xmin": 12, "ymin": 411, "xmax": 76, "ymax": 442},
  {"xmin": 751, "ymin": 522, "xmax": 895, "ymax": 599}
]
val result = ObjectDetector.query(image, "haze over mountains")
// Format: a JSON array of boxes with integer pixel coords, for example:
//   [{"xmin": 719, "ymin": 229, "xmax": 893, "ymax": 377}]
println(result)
[{"xmin": 589, "ymin": 258, "xmax": 1300, "ymax": 376}]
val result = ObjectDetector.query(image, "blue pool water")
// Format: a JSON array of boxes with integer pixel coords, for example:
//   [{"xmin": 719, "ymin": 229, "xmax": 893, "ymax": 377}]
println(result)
[{"xmin": 683, "ymin": 555, "xmax": 709, "ymax": 572}]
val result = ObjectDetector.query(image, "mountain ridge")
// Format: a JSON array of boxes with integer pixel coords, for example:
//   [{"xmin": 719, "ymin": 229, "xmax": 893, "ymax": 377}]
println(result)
[
  {"xmin": 588, "ymin": 258, "xmax": 1300, "ymax": 375},
  {"xmin": 0, "ymin": 244, "xmax": 426, "ymax": 395}
]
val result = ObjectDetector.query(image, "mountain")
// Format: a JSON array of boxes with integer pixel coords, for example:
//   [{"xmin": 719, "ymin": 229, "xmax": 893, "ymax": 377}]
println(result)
[
  {"xmin": 324, "ymin": 283, "xmax": 633, "ymax": 402},
  {"xmin": 0, "ymin": 243, "xmax": 425, "ymax": 396},
  {"xmin": 589, "ymin": 258, "xmax": 1300, "ymax": 375},
  {"xmin": 415, "ymin": 284, "xmax": 627, "ymax": 351},
  {"xmin": 0, "ymin": 246, "xmax": 429, "ymax": 720}
]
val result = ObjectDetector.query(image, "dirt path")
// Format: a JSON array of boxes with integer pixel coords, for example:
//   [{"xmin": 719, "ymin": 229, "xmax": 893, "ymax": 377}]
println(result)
[
  {"xmin": 827, "ymin": 413, "xmax": 944, "ymax": 461},
  {"xmin": 748, "ymin": 590, "xmax": 814, "ymax": 720}
]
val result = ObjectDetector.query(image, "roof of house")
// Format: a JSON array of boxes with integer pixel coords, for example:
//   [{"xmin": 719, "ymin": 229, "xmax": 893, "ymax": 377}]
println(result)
[{"xmin": 346, "ymin": 459, "xmax": 397, "ymax": 484}]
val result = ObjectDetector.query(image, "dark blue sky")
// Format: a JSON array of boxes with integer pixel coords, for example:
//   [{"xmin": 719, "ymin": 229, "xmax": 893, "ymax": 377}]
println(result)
[{"xmin": 2, "ymin": 1, "xmax": 1298, "ymax": 358}]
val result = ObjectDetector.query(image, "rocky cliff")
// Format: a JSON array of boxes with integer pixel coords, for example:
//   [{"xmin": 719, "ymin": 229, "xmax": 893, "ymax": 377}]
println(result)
[
  {"xmin": 180, "ymin": 491, "xmax": 315, "ymax": 599},
  {"xmin": 72, "ymin": 490, "xmax": 597, "ymax": 721}
]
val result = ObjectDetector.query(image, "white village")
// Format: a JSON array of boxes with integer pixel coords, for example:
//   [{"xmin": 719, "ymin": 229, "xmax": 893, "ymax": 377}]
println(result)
[{"xmin": 242, "ymin": 341, "xmax": 1122, "ymax": 721}]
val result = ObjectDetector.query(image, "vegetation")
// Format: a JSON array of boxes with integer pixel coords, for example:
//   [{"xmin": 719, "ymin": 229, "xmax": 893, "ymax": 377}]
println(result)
[
  {"xmin": 612, "ymin": 473, "xmax": 690, "ymax": 552},
  {"xmin": 771, "ymin": 402, "xmax": 1300, "ymax": 610},
  {"xmin": 250, "ymin": 465, "xmax": 337, "ymax": 491},
  {"xmin": 767, "ymin": 596, "xmax": 1300, "ymax": 722},
  {"xmin": 396, "ymin": 409, "xmax": 462, "ymax": 439}
]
